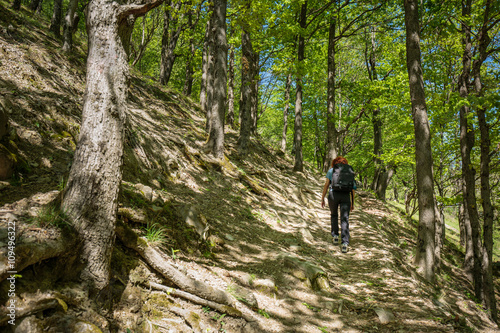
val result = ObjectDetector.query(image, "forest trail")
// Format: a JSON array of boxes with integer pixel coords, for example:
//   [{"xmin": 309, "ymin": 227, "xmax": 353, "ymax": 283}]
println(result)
[{"xmin": 0, "ymin": 3, "xmax": 499, "ymax": 332}]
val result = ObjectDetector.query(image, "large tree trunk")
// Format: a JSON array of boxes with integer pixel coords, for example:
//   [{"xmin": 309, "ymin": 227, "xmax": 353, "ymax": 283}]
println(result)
[
  {"xmin": 200, "ymin": 19, "xmax": 210, "ymax": 114},
  {"xmin": 458, "ymin": 0, "xmax": 483, "ymax": 302},
  {"xmin": 205, "ymin": 0, "xmax": 227, "ymax": 159},
  {"xmin": 62, "ymin": 0, "xmax": 79, "ymax": 52},
  {"xmin": 205, "ymin": 9, "xmax": 215, "ymax": 133},
  {"xmin": 12, "ymin": 0, "xmax": 22, "ymax": 10},
  {"xmin": 237, "ymin": 29, "xmax": 254, "ymax": 155},
  {"xmin": 280, "ymin": 72, "xmax": 292, "ymax": 153},
  {"xmin": 49, "ymin": 0, "xmax": 63, "ymax": 38},
  {"xmin": 375, "ymin": 167, "xmax": 394, "ymax": 201},
  {"xmin": 226, "ymin": 38, "xmax": 235, "ymax": 128},
  {"xmin": 323, "ymin": 20, "xmax": 338, "ymax": 172},
  {"xmin": 62, "ymin": 0, "xmax": 162, "ymax": 294},
  {"xmin": 368, "ymin": 26, "xmax": 384, "ymax": 192},
  {"xmin": 183, "ymin": 36, "xmax": 194, "ymax": 96},
  {"xmin": 473, "ymin": 0, "xmax": 497, "ymax": 321},
  {"xmin": 293, "ymin": 1, "xmax": 307, "ymax": 172},
  {"xmin": 404, "ymin": 0, "xmax": 436, "ymax": 283},
  {"xmin": 477, "ymin": 103, "xmax": 496, "ymax": 322},
  {"xmin": 29, "ymin": 0, "xmax": 41, "ymax": 12},
  {"xmin": 159, "ymin": 3, "xmax": 182, "ymax": 86},
  {"xmin": 250, "ymin": 52, "xmax": 259, "ymax": 135}
]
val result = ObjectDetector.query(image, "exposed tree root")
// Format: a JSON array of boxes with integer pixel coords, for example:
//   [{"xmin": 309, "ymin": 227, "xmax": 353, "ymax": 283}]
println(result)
[
  {"xmin": 0, "ymin": 213, "xmax": 76, "ymax": 282},
  {"xmin": 169, "ymin": 306, "xmax": 203, "ymax": 333},
  {"xmin": 149, "ymin": 281, "xmax": 243, "ymax": 318},
  {"xmin": 0, "ymin": 291, "xmax": 66, "ymax": 326},
  {"xmin": 238, "ymin": 172, "xmax": 273, "ymax": 199},
  {"xmin": 115, "ymin": 220, "xmax": 235, "ymax": 307}
]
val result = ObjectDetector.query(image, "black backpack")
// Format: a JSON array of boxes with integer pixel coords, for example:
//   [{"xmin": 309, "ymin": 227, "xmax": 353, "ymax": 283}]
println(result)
[{"xmin": 330, "ymin": 164, "xmax": 355, "ymax": 192}]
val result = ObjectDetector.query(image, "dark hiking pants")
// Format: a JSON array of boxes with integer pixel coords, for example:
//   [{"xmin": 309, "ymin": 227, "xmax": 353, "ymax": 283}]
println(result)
[{"xmin": 327, "ymin": 190, "xmax": 351, "ymax": 245}]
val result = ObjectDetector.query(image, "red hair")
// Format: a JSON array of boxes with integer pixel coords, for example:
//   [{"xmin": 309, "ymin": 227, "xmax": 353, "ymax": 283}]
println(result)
[{"xmin": 331, "ymin": 156, "xmax": 348, "ymax": 168}]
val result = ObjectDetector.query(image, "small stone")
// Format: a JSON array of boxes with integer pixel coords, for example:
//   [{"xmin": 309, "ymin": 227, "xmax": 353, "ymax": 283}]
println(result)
[
  {"xmin": 374, "ymin": 307, "xmax": 395, "ymax": 324},
  {"xmin": 135, "ymin": 184, "xmax": 153, "ymax": 201},
  {"xmin": 224, "ymin": 234, "xmax": 235, "ymax": 241},
  {"xmin": 72, "ymin": 321, "xmax": 103, "ymax": 333},
  {"xmin": 14, "ymin": 315, "xmax": 43, "ymax": 333},
  {"xmin": 253, "ymin": 278, "xmax": 275, "ymax": 292},
  {"xmin": 151, "ymin": 205, "xmax": 162, "ymax": 213}
]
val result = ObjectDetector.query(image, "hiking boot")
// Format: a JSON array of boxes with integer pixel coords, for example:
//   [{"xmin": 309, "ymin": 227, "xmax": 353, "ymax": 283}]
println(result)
[
  {"xmin": 341, "ymin": 243, "xmax": 348, "ymax": 253},
  {"xmin": 333, "ymin": 235, "xmax": 339, "ymax": 244}
]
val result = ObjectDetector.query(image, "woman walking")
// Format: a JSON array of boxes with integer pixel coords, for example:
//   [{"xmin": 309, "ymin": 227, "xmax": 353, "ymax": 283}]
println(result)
[{"xmin": 321, "ymin": 156, "xmax": 356, "ymax": 253}]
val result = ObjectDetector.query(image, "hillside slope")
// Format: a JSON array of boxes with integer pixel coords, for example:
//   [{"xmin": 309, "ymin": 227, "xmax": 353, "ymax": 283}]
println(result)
[{"xmin": 0, "ymin": 3, "xmax": 499, "ymax": 333}]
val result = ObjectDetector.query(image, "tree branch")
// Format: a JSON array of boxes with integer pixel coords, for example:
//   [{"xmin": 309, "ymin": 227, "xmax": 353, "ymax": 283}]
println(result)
[{"xmin": 118, "ymin": 0, "xmax": 165, "ymax": 20}]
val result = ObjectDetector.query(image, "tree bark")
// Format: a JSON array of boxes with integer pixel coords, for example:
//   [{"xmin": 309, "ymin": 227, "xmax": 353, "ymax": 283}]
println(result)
[
  {"xmin": 12, "ymin": 0, "xmax": 21, "ymax": 10},
  {"xmin": 226, "ymin": 34, "xmax": 235, "ymax": 127},
  {"xmin": 183, "ymin": 37, "xmax": 194, "ymax": 96},
  {"xmin": 404, "ymin": 0, "xmax": 436, "ymax": 282},
  {"xmin": 458, "ymin": 0, "xmax": 483, "ymax": 302},
  {"xmin": 375, "ymin": 167, "xmax": 394, "ymax": 201},
  {"xmin": 323, "ymin": 20, "xmax": 338, "ymax": 172},
  {"xmin": 473, "ymin": 0, "xmax": 497, "ymax": 321},
  {"xmin": 159, "ymin": 2, "xmax": 183, "ymax": 86},
  {"xmin": 293, "ymin": 1, "xmax": 307, "ymax": 172},
  {"xmin": 250, "ymin": 52, "xmax": 259, "ymax": 135},
  {"xmin": 29, "ymin": 0, "xmax": 41, "ymax": 12},
  {"xmin": 205, "ymin": 0, "xmax": 227, "ymax": 159},
  {"xmin": 115, "ymin": 221, "xmax": 235, "ymax": 306},
  {"xmin": 200, "ymin": 19, "xmax": 210, "ymax": 113},
  {"xmin": 62, "ymin": 0, "xmax": 79, "ymax": 52},
  {"xmin": 205, "ymin": 9, "xmax": 215, "ymax": 133},
  {"xmin": 49, "ymin": 0, "xmax": 64, "ymax": 38},
  {"xmin": 62, "ymin": 0, "xmax": 163, "ymax": 294},
  {"xmin": 237, "ymin": 29, "xmax": 254, "ymax": 155},
  {"xmin": 280, "ymin": 72, "xmax": 292, "ymax": 153}
]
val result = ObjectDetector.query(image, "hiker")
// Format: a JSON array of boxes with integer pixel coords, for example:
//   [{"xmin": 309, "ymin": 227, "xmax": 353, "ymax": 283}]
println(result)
[{"xmin": 320, "ymin": 156, "xmax": 356, "ymax": 253}]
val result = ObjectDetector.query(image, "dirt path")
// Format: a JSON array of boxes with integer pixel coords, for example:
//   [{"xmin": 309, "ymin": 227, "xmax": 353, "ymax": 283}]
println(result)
[{"xmin": 180, "ymin": 178, "xmax": 498, "ymax": 333}]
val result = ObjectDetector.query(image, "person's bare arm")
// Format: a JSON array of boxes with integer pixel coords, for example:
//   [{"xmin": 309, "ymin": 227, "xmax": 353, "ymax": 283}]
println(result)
[{"xmin": 321, "ymin": 178, "xmax": 330, "ymax": 208}]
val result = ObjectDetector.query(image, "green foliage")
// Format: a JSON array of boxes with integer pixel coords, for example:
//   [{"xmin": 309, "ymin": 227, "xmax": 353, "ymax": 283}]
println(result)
[
  {"xmin": 33, "ymin": 205, "xmax": 70, "ymax": 229},
  {"xmin": 144, "ymin": 223, "xmax": 167, "ymax": 247},
  {"xmin": 257, "ymin": 308, "xmax": 270, "ymax": 319}
]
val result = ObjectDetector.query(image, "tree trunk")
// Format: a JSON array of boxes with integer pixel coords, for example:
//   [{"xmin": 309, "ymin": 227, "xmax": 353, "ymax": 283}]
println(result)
[
  {"xmin": 49, "ymin": 0, "xmax": 63, "ymax": 38},
  {"xmin": 280, "ymin": 72, "xmax": 291, "ymax": 153},
  {"xmin": 375, "ymin": 167, "xmax": 394, "ymax": 201},
  {"xmin": 250, "ymin": 52, "xmax": 259, "ymax": 135},
  {"xmin": 477, "ymin": 105, "xmax": 497, "ymax": 322},
  {"xmin": 62, "ymin": 0, "xmax": 162, "ymax": 294},
  {"xmin": 226, "ymin": 39, "xmax": 235, "ymax": 128},
  {"xmin": 371, "ymin": 105, "xmax": 382, "ymax": 192},
  {"xmin": 237, "ymin": 29, "xmax": 254, "ymax": 155},
  {"xmin": 200, "ymin": 19, "xmax": 210, "ymax": 113},
  {"xmin": 183, "ymin": 38, "xmax": 194, "ymax": 96},
  {"xmin": 458, "ymin": 0, "xmax": 483, "ymax": 302},
  {"xmin": 293, "ymin": 1, "xmax": 307, "ymax": 172},
  {"xmin": 29, "ymin": 0, "xmax": 41, "ymax": 12},
  {"xmin": 404, "ymin": 0, "xmax": 436, "ymax": 283},
  {"xmin": 159, "ymin": 4, "xmax": 182, "ymax": 86},
  {"xmin": 458, "ymin": 202, "xmax": 466, "ymax": 248},
  {"xmin": 62, "ymin": 0, "xmax": 79, "ymax": 52},
  {"xmin": 35, "ymin": 0, "xmax": 43, "ymax": 14},
  {"xmin": 323, "ymin": 20, "xmax": 338, "ymax": 172},
  {"xmin": 473, "ymin": 0, "xmax": 497, "ymax": 321},
  {"xmin": 205, "ymin": 0, "xmax": 227, "ymax": 159},
  {"xmin": 205, "ymin": 9, "xmax": 215, "ymax": 133},
  {"xmin": 313, "ymin": 108, "xmax": 320, "ymax": 169},
  {"xmin": 12, "ymin": 0, "xmax": 22, "ymax": 10}
]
